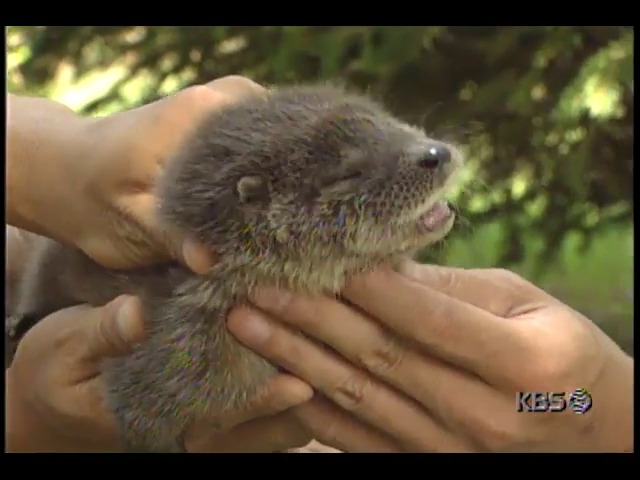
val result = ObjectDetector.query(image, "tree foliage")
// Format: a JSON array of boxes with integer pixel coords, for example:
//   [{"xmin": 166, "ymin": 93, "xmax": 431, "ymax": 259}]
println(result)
[{"xmin": 7, "ymin": 26, "xmax": 634, "ymax": 272}]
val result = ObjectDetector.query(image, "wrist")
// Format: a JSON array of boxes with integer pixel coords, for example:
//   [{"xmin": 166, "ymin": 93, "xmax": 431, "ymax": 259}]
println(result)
[{"xmin": 7, "ymin": 94, "xmax": 95, "ymax": 246}]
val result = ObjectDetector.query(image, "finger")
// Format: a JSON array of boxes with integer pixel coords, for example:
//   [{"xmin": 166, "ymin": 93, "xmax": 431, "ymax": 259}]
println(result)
[
  {"xmin": 75, "ymin": 295, "xmax": 146, "ymax": 369},
  {"xmin": 203, "ymin": 75, "xmax": 267, "ymax": 99},
  {"xmin": 341, "ymin": 267, "xmax": 529, "ymax": 378},
  {"xmin": 250, "ymin": 287, "xmax": 506, "ymax": 430},
  {"xmin": 228, "ymin": 307, "xmax": 469, "ymax": 452},
  {"xmin": 180, "ymin": 236, "xmax": 216, "ymax": 275},
  {"xmin": 396, "ymin": 260, "xmax": 546, "ymax": 314},
  {"xmin": 187, "ymin": 410, "xmax": 311, "ymax": 453},
  {"xmin": 288, "ymin": 440, "xmax": 343, "ymax": 453},
  {"xmin": 293, "ymin": 397, "xmax": 400, "ymax": 452},
  {"xmin": 218, "ymin": 373, "xmax": 314, "ymax": 429},
  {"xmin": 139, "ymin": 205, "xmax": 216, "ymax": 274},
  {"xmin": 32, "ymin": 295, "xmax": 145, "ymax": 375}
]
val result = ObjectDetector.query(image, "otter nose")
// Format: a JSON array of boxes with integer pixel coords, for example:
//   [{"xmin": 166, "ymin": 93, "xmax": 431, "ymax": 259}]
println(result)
[{"xmin": 417, "ymin": 144, "xmax": 451, "ymax": 169}]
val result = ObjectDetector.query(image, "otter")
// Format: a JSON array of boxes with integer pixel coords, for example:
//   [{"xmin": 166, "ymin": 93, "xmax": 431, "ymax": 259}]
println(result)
[{"xmin": 6, "ymin": 84, "xmax": 463, "ymax": 452}]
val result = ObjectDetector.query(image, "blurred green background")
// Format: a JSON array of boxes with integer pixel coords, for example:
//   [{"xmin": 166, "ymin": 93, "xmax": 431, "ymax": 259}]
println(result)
[{"xmin": 6, "ymin": 26, "xmax": 633, "ymax": 355}]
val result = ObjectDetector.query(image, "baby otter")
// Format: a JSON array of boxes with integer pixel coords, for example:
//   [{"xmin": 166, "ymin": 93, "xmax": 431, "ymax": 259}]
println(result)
[{"xmin": 7, "ymin": 84, "xmax": 463, "ymax": 452}]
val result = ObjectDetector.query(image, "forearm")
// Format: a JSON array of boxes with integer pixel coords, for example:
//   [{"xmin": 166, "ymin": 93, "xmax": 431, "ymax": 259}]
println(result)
[{"xmin": 7, "ymin": 94, "xmax": 93, "ymax": 246}]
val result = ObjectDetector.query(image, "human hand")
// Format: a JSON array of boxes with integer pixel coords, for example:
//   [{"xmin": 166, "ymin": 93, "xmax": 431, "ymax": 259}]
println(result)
[
  {"xmin": 228, "ymin": 261, "xmax": 633, "ymax": 452},
  {"xmin": 8, "ymin": 76, "xmax": 263, "ymax": 273},
  {"xmin": 6, "ymin": 294, "xmax": 314, "ymax": 453},
  {"xmin": 72, "ymin": 75, "xmax": 266, "ymax": 273}
]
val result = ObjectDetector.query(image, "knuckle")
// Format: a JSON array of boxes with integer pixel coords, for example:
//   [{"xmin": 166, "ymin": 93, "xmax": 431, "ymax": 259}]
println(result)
[
  {"xmin": 288, "ymin": 295, "xmax": 324, "ymax": 328},
  {"xmin": 276, "ymin": 427, "xmax": 313, "ymax": 451},
  {"xmin": 178, "ymin": 84, "xmax": 221, "ymax": 105},
  {"xmin": 258, "ymin": 325, "xmax": 303, "ymax": 372},
  {"xmin": 512, "ymin": 352, "xmax": 570, "ymax": 392},
  {"xmin": 423, "ymin": 301, "xmax": 457, "ymax": 342},
  {"xmin": 277, "ymin": 293, "xmax": 322, "ymax": 327},
  {"xmin": 261, "ymin": 385, "xmax": 291, "ymax": 414},
  {"xmin": 513, "ymin": 323, "xmax": 589, "ymax": 391},
  {"xmin": 329, "ymin": 372, "xmax": 372, "ymax": 413},
  {"xmin": 221, "ymin": 74, "xmax": 265, "ymax": 92},
  {"xmin": 312, "ymin": 419, "xmax": 341, "ymax": 447},
  {"xmin": 527, "ymin": 356, "xmax": 574, "ymax": 390},
  {"xmin": 505, "ymin": 342, "xmax": 547, "ymax": 390},
  {"xmin": 358, "ymin": 329, "xmax": 405, "ymax": 374},
  {"xmin": 254, "ymin": 288, "xmax": 294, "ymax": 318},
  {"xmin": 239, "ymin": 383, "xmax": 276, "ymax": 419},
  {"xmin": 255, "ymin": 378, "xmax": 309, "ymax": 416},
  {"xmin": 208, "ymin": 75, "xmax": 267, "ymax": 98},
  {"xmin": 438, "ymin": 268, "xmax": 462, "ymax": 293},
  {"xmin": 271, "ymin": 413, "xmax": 312, "ymax": 450},
  {"xmin": 258, "ymin": 323, "xmax": 286, "ymax": 352},
  {"xmin": 256, "ymin": 289, "xmax": 329, "ymax": 333}
]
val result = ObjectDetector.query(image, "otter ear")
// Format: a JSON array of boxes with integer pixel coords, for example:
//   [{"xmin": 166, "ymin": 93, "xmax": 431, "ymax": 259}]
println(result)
[{"xmin": 237, "ymin": 175, "xmax": 269, "ymax": 203}]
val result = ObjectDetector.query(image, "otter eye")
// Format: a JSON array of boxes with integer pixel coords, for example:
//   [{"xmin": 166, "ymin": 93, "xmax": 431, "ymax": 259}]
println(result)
[
  {"xmin": 418, "ymin": 145, "xmax": 451, "ymax": 170},
  {"xmin": 237, "ymin": 176, "xmax": 268, "ymax": 203}
]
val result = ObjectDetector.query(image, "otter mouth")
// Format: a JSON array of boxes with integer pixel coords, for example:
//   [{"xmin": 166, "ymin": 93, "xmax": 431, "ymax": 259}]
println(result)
[
  {"xmin": 416, "ymin": 199, "xmax": 454, "ymax": 232},
  {"xmin": 344, "ymin": 197, "xmax": 455, "ymax": 256}
]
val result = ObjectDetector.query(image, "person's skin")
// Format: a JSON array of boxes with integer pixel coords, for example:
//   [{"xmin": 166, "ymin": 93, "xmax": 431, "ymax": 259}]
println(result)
[
  {"xmin": 7, "ymin": 76, "xmax": 267, "ymax": 273},
  {"xmin": 226, "ymin": 261, "xmax": 634, "ymax": 453}
]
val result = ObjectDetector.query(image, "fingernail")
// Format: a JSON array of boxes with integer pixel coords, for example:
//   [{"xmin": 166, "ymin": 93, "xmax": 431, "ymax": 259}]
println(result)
[
  {"xmin": 114, "ymin": 296, "xmax": 142, "ymax": 343},
  {"xmin": 251, "ymin": 287, "xmax": 292, "ymax": 313},
  {"xmin": 228, "ymin": 308, "xmax": 272, "ymax": 346},
  {"xmin": 182, "ymin": 238, "xmax": 216, "ymax": 275}
]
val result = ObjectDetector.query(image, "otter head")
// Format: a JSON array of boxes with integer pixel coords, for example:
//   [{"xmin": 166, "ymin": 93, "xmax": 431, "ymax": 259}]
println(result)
[
  {"xmin": 253, "ymin": 92, "xmax": 464, "ymax": 261},
  {"xmin": 158, "ymin": 86, "xmax": 463, "ymax": 268}
]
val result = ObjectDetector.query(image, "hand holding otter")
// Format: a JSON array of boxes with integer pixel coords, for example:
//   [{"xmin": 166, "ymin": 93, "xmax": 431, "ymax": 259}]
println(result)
[
  {"xmin": 6, "ymin": 291, "xmax": 313, "ymax": 452},
  {"xmin": 229, "ymin": 262, "xmax": 633, "ymax": 452},
  {"xmin": 7, "ymin": 76, "xmax": 264, "ymax": 273}
]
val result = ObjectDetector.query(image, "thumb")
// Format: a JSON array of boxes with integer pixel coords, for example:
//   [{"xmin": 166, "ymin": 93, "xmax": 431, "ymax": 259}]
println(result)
[
  {"xmin": 175, "ymin": 236, "xmax": 217, "ymax": 275},
  {"xmin": 395, "ymin": 260, "xmax": 548, "ymax": 317},
  {"xmin": 78, "ymin": 295, "xmax": 146, "ymax": 364},
  {"xmin": 394, "ymin": 259, "xmax": 468, "ymax": 288}
]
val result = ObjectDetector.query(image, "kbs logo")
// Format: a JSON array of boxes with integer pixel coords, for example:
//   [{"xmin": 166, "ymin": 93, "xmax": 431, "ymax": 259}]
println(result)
[{"xmin": 516, "ymin": 388, "xmax": 593, "ymax": 414}]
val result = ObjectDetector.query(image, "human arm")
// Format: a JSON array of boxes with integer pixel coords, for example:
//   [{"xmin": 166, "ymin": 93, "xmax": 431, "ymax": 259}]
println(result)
[
  {"xmin": 228, "ymin": 262, "xmax": 633, "ymax": 452},
  {"xmin": 7, "ymin": 94, "xmax": 91, "ymax": 243}
]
